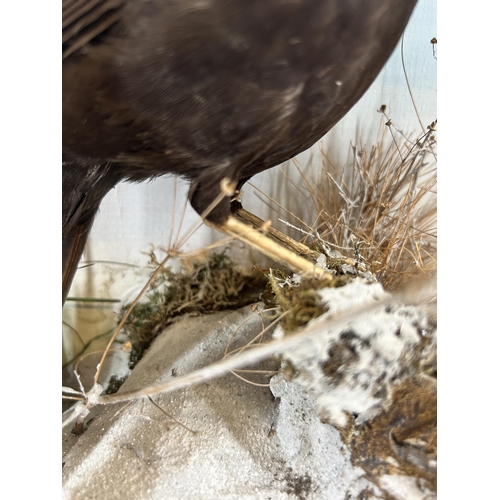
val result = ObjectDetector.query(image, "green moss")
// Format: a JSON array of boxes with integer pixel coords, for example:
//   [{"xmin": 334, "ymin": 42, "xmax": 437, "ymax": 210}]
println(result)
[{"xmin": 119, "ymin": 252, "xmax": 265, "ymax": 345}]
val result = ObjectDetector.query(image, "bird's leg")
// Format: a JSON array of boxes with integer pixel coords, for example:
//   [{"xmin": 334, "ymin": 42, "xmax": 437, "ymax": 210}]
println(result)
[
  {"xmin": 232, "ymin": 207, "xmax": 322, "ymax": 261},
  {"xmin": 221, "ymin": 216, "xmax": 332, "ymax": 279},
  {"xmin": 205, "ymin": 179, "xmax": 332, "ymax": 280}
]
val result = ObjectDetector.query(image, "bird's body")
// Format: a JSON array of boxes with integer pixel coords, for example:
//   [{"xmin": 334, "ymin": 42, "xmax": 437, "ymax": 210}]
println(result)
[{"xmin": 63, "ymin": 0, "xmax": 417, "ymax": 301}]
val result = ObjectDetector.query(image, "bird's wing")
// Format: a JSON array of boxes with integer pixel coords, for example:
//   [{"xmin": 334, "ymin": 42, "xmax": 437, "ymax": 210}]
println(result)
[{"xmin": 62, "ymin": 0, "xmax": 125, "ymax": 59}]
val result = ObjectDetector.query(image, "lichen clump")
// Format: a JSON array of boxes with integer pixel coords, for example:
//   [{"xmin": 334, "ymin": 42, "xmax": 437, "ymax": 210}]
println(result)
[{"xmin": 267, "ymin": 270, "xmax": 351, "ymax": 332}]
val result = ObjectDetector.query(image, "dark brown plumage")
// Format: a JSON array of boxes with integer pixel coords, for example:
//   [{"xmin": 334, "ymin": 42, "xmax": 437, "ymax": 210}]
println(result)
[{"xmin": 63, "ymin": 0, "xmax": 417, "ymax": 302}]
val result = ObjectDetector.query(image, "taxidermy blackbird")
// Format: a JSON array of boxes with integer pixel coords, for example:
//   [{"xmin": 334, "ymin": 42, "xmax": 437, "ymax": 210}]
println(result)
[{"xmin": 63, "ymin": 0, "xmax": 417, "ymax": 303}]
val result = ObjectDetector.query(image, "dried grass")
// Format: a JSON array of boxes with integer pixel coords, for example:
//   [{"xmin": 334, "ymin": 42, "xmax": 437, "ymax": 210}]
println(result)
[{"xmin": 277, "ymin": 111, "xmax": 437, "ymax": 292}]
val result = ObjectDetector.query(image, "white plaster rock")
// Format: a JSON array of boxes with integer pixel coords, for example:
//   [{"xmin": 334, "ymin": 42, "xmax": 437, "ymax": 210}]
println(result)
[{"xmin": 274, "ymin": 278, "xmax": 436, "ymax": 429}]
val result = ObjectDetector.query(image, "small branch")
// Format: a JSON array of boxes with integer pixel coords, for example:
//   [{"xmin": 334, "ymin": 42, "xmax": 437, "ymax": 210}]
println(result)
[{"xmin": 97, "ymin": 285, "xmax": 432, "ymax": 406}]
